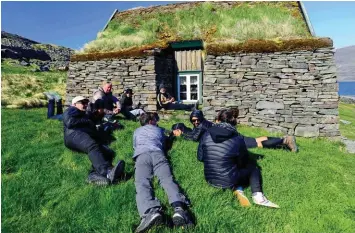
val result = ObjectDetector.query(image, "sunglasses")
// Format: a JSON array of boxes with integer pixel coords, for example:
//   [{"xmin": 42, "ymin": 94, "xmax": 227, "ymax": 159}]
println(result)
[{"xmin": 192, "ymin": 119, "xmax": 200, "ymax": 123}]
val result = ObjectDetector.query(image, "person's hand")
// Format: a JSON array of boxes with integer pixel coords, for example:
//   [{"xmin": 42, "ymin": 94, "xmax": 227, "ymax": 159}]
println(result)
[
  {"xmin": 171, "ymin": 97, "xmax": 175, "ymax": 102},
  {"xmin": 113, "ymin": 108, "xmax": 120, "ymax": 114},
  {"xmin": 173, "ymin": 129, "xmax": 182, "ymax": 137}
]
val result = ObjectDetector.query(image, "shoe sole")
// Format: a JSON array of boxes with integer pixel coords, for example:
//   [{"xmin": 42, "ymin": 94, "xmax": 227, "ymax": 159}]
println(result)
[
  {"xmin": 172, "ymin": 214, "xmax": 186, "ymax": 227},
  {"xmin": 87, "ymin": 178, "xmax": 110, "ymax": 186},
  {"xmin": 136, "ymin": 214, "xmax": 163, "ymax": 233},
  {"xmin": 109, "ymin": 161, "xmax": 125, "ymax": 184},
  {"xmin": 289, "ymin": 137, "xmax": 298, "ymax": 152},
  {"xmin": 234, "ymin": 191, "xmax": 251, "ymax": 207}
]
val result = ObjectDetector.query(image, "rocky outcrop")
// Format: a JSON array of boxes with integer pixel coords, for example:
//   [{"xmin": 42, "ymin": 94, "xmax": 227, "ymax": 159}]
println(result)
[{"xmin": 1, "ymin": 31, "xmax": 74, "ymax": 70}]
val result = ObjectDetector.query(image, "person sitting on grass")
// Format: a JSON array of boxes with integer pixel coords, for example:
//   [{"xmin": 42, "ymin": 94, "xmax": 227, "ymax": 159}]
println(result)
[
  {"xmin": 172, "ymin": 109, "xmax": 298, "ymax": 152},
  {"xmin": 63, "ymin": 96, "xmax": 125, "ymax": 186},
  {"xmin": 197, "ymin": 109, "xmax": 279, "ymax": 208},
  {"xmin": 92, "ymin": 81, "xmax": 121, "ymax": 117},
  {"xmin": 157, "ymin": 84, "xmax": 197, "ymax": 111},
  {"xmin": 133, "ymin": 112, "xmax": 194, "ymax": 233},
  {"xmin": 119, "ymin": 88, "xmax": 145, "ymax": 120}
]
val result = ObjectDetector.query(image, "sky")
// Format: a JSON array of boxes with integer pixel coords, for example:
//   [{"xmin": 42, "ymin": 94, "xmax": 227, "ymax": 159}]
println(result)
[{"xmin": 1, "ymin": 1, "xmax": 355, "ymax": 50}]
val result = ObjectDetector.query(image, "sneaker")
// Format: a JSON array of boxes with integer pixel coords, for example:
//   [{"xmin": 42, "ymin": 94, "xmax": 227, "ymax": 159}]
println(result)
[
  {"xmin": 234, "ymin": 189, "xmax": 251, "ymax": 207},
  {"xmin": 87, "ymin": 171, "xmax": 110, "ymax": 186},
  {"xmin": 107, "ymin": 160, "xmax": 125, "ymax": 184},
  {"xmin": 252, "ymin": 192, "xmax": 279, "ymax": 208},
  {"xmin": 283, "ymin": 136, "xmax": 298, "ymax": 152},
  {"xmin": 135, "ymin": 208, "xmax": 163, "ymax": 233},
  {"xmin": 172, "ymin": 207, "xmax": 194, "ymax": 228}
]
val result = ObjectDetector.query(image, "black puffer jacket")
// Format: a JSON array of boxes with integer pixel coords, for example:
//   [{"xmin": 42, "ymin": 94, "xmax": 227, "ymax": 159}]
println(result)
[
  {"xmin": 63, "ymin": 106, "xmax": 97, "ymax": 140},
  {"xmin": 197, "ymin": 122, "xmax": 249, "ymax": 188},
  {"xmin": 183, "ymin": 110, "xmax": 214, "ymax": 142}
]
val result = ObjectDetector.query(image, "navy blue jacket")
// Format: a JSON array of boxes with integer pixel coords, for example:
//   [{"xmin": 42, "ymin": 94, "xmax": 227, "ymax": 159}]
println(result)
[{"xmin": 197, "ymin": 123, "xmax": 249, "ymax": 188}]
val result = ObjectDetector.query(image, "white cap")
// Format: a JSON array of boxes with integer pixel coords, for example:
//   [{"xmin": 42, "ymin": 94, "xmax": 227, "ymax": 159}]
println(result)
[{"xmin": 71, "ymin": 96, "xmax": 88, "ymax": 105}]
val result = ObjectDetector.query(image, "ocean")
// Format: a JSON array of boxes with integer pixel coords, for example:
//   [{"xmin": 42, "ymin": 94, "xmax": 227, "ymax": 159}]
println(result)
[{"xmin": 339, "ymin": 82, "xmax": 355, "ymax": 96}]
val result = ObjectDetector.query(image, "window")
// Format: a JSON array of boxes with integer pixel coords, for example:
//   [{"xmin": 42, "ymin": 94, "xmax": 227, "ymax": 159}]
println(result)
[{"xmin": 177, "ymin": 73, "xmax": 200, "ymax": 102}]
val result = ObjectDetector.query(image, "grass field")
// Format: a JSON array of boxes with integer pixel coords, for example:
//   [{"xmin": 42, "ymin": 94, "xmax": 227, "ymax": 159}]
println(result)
[
  {"xmin": 2, "ymin": 106, "xmax": 355, "ymax": 233},
  {"xmin": 339, "ymin": 102, "xmax": 355, "ymax": 140},
  {"xmin": 1, "ymin": 60, "xmax": 66, "ymax": 108}
]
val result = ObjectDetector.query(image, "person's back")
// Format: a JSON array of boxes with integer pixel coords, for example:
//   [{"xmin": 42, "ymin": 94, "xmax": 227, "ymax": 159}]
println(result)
[
  {"xmin": 198, "ymin": 122, "xmax": 248, "ymax": 188},
  {"xmin": 133, "ymin": 124, "xmax": 165, "ymax": 159}
]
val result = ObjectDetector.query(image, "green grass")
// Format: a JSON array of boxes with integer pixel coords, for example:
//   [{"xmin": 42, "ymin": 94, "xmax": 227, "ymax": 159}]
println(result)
[
  {"xmin": 2, "ymin": 107, "xmax": 355, "ymax": 233},
  {"xmin": 81, "ymin": 2, "xmax": 310, "ymax": 53},
  {"xmin": 339, "ymin": 102, "xmax": 355, "ymax": 140},
  {"xmin": 1, "ymin": 60, "xmax": 67, "ymax": 108}
]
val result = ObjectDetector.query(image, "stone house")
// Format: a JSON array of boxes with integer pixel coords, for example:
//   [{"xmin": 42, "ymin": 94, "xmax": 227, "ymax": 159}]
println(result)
[{"xmin": 67, "ymin": 1, "xmax": 339, "ymax": 138}]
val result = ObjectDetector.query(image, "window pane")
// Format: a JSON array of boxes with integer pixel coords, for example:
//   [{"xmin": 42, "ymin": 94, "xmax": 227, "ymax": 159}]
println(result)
[
  {"xmin": 180, "ymin": 92, "xmax": 187, "ymax": 100},
  {"xmin": 180, "ymin": 76, "xmax": 186, "ymax": 85},
  {"xmin": 190, "ymin": 84, "xmax": 198, "ymax": 93},
  {"xmin": 190, "ymin": 76, "xmax": 198, "ymax": 84},
  {"xmin": 180, "ymin": 85, "xmax": 187, "ymax": 92},
  {"xmin": 190, "ymin": 93, "xmax": 198, "ymax": 100}
]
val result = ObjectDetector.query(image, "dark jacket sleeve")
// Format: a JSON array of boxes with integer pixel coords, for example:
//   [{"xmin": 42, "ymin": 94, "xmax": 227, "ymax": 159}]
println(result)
[
  {"xmin": 183, "ymin": 125, "xmax": 205, "ymax": 142},
  {"xmin": 63, "ymin": 108, "xmax": 94, "ymax": 129},
  {"xmin": 197, "ymin": 133, "xmax": 206, "ymax": 162}
]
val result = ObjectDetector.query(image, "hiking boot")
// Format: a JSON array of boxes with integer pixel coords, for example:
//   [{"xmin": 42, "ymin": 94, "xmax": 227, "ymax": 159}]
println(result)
[
  {"xmin": 87, "ymin": 171, "xmax": 110, "ymax": 186},
  {"xmin": 252, "ymin": 192, "xmax": 279, "ymax": 208},
  {"xmin": 172, "ymin": 207, "xmax": 194, "ymax": 228},
  {"xmin": 135, "ymin": 208, "xmax": 163, "ymax": 233},
  {"xmin": 283, "ymin": 136, "xmax": 298, "ymax": 152},
  {"xmin": 107, "ymin": 160, "xmax": 125, "ymax": 184},
  {"xmin": 234, "ymin": 189, "xmax": 251, "ymax": 207}
]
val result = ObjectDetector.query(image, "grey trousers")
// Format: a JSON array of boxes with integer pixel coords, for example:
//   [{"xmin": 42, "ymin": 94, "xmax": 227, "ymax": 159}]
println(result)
[{"xmin": 135, "ymin": 151, "xmax": 185, "ymax": 217}]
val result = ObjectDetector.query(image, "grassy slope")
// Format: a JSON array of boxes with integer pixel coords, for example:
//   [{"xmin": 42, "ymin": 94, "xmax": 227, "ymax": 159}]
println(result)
[
  {"xmin": 1, "ymin": 60, "xmax": 66, "ymax": 108},
  {"xmin": 82, "ymin": 2, "xmax": 310, "ymax": 53},
  {"xmin": 339, "ymin": 102, "xmax": 355, "ymax": 140},
  {"xmin": 2, "ymin": 107, "xmax": 355, "ymax": 233}
]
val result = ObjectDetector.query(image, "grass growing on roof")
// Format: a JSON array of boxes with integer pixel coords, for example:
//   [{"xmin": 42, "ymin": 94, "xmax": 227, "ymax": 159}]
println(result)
[
  {"xmin": 2, "ymin": 105, "xmax": 355, "ymax": 232},
  {"xmin": 1, "ymin": 60, "xmax": 67, "ymax": 108},
  {"xmin": 81, "ymin": 2, "xmax": 311, "ymax": 53}
]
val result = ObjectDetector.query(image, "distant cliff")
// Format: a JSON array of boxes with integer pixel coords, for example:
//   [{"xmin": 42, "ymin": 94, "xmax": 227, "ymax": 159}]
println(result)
[
  {"xmin": 335, "ymin": 45, "xmax": 355, "ymax": 81},
  {"xmin": 1, "ymin": 31, "xmax": 74, "ymax": 70}
]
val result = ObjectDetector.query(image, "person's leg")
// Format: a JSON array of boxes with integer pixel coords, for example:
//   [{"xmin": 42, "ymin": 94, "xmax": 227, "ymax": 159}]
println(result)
[
  {"xmin": 152, "ymin": 152, "xmax": 193, "ymax": 227},
  {"xmin": 47, "ymin": 99, "xmax": 55, "ymax": 119},
  {"xmin": 130, "ymin": 109, "xmax": 145, "ymax": 117},
  {"xmin": 56, "ymin": 98, "xmax": 63, "ymax": 115},
  {"xmin": 99, "ymin": 144, "xmax": 116, "ymax": 166},
  {"xmin": 135, "ymin": 153, "xmax": 162, "ymax": 217},
  {"xmin": 260, "ymin": 137, "xmax": 284, "ymax": 149},
  {"xmin": 66, "ymin": 132, "xmax": 111, "ymax": 176}
]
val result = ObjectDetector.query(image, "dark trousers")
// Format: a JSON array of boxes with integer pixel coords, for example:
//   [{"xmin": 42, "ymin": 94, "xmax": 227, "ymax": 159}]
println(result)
[
  {"xmin": 165, "ymin": 103, "xmax": 194, "ymax": 111},
  {"xmin": 235, "ymin": 163, "xmax": 262, "ymax": 193},
  {"xmin": 64, "ymin": 131, "xmax": 114, "ymax": 176},
  {"xmin": 47, "ymin": 99, "xmax": 63, "ymax": 120}
]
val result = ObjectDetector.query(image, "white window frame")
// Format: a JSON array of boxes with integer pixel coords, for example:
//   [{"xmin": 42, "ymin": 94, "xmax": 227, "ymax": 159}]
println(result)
[{"xmin": 177, "ymin": 73, "xmax": 200, "ymax": 103}]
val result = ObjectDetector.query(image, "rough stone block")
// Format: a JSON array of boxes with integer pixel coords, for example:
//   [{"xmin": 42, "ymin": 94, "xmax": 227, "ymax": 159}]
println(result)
[
  {"xmin": 256, "ymin": 101, "xmax": 284, "ymax": 110},
  {"xmin": 295, "ymin": 125, "xmax": 319, "ymax": 137}
]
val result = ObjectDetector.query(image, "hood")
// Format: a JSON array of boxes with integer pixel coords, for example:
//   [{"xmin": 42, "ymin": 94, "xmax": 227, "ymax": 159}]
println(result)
[
  {"xmin": 190, "ymin": 110, "xmax": 205, "ymax": 123},
  {"xmin": 209, "ymin": 122, "xmax": 238, "ymax": 143}
]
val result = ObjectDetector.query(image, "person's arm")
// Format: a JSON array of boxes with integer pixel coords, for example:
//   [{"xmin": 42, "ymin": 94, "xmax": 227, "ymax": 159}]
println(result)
[
  {"xmin": 93, "ymin": 91, "xmax": 104, "ymax": 101},
  {"xmin": 133, "ymin": 130, "xmax": 137, "ymax": 150},
  {"xmin": 183, "ymin": 125, "xmax": 204, "ymax": 142},
  {"xmin": 64, "ymin": 109, "xmax": 94, "ymax": 129},
  {"xmin": 235, "ymin": 137, "xmax": 249, "ymax": 168},
  {"xmin": 197, "ymin": 133, "xmax": 205, "ymax": 162}
]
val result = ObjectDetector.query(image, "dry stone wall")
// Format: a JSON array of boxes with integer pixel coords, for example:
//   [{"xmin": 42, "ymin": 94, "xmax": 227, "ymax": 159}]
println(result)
[
  {"xmin": 203, "ymin": 47, "xmax": 340, "ymax": 138},
  {"xmin": 66, "ymin": 56, "xmax": 157, "ymax": 111}
]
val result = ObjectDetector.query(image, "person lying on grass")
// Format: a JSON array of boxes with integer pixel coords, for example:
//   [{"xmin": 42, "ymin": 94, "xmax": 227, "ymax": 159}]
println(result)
[
  {"xmin": 63, "ymin": 96, "xmax": 125, "ymax": 186},
  {"xmin": 133, "ymin": 112, "xmax": 194, "ymax": 233},
  {"xmin": 197, "ymin": 109, "xmax": 279, "ymax": 208},
  {"xmin": 172, "ymin": 109, "xmax": 298, "ymax": 152}
]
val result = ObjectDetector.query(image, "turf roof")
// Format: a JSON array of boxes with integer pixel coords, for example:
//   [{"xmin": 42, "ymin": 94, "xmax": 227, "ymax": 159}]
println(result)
[{"xmin": 79, "ymin": 1, "xmax": 313, "ymax": 55}]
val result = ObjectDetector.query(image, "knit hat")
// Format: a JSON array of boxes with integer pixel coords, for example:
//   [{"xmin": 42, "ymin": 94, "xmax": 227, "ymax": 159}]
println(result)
[{"xmin": 159, "ymin": 83, "xmax": 166, "ymax": 90}]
